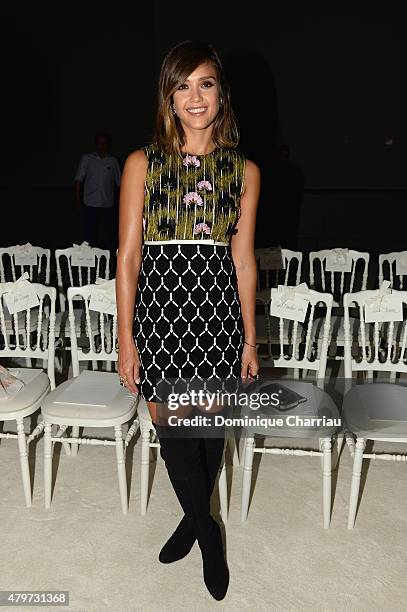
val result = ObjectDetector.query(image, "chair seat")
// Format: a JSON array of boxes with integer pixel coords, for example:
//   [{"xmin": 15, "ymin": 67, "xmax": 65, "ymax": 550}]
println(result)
[
  {"xmin": 241, "ymin": 379, "xmax": 340, "ymax": 438},
  {"xmin": 41, "ymin": 371, "xmax": 138, "ymax": 426},
  {"xmin": 343, "ymin": 383, "xmax": 407, "ymax": 439},
  {"xmin": 53, "ymin": 308, "xmax": 100, "ymax": 336},
  {"xmin": 312, "ymin": 315, "xmax": 362, "ymax": 345},
  {"xmin": 0, "ymin": 369, "xmax": 50, "ymax": 420}
]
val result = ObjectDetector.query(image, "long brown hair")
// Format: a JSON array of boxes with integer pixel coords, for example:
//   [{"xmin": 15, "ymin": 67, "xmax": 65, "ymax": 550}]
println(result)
[{"xmin": 154, "ymin": 40, "xmax": 239, "ymax": 156}]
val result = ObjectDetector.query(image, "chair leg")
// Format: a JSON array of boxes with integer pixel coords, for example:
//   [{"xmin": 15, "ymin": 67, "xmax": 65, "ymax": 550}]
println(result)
[
  {"xmin": 218, "ymin": 451, "xmax": 228, "ymax": 523},
  {"xmin": 321, "ymin": 437, "xmax": 332, "ymax": 529},
  {"xmin": 114, "ymin": 425, "xmax": 128, "ymax": 514},
  {"xmin": 16, "ymin": 418, "xmax": 31, "ymax": 507},
  {"xmin": 348, "ymin": 437, "xmax": 366, "ymax": 529},
  {"xmin": 140, "ymin": 427, "xmax": 151, "ymax": 515},
  {"xmin": 71, "ymin": 426, "xmax": 80, "ymax": 457},
  {"xmin": 241, "ymin": 427, "xmax": 248, "ymax": 466},
  {"xmin": 226, "ymin": 427, "xmax": 240, "ymax": 466},
  {"xmin": 332, "ymin": 432, "xmax": 344, "ymax": 470},
  {"xmin": 44, "ymin": 422, "xmax": 53, "ymax": 509},
  {"xmin": 241, "ymin": 436, "xmax": 255, "ymax": 522}
]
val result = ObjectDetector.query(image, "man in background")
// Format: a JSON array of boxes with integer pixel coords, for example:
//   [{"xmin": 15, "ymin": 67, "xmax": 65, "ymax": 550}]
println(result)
[{"xmin": 74, "ymin": 132, "xmax": 121, "ymax": 255}]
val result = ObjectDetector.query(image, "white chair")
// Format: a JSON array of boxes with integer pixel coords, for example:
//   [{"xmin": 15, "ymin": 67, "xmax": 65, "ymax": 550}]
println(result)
[
  {"xmin": 309, "ymin": 249, "xmax": 369, "ymax": 304},
  {"xmin": 308, "ymin": 248, "xmax": 370, "ymax": 359},
  {"xmin": 0, "ymin": 280, "xmax": 56, "ymax": 506},
  {"xmin": 255, "ymin": 248, "xmax": 303, "ymax": 357},
  {"xmin": 378, "ymin": 253, "xmax": 407, "ymax": 364},
  {"xmin": 0, "ymin": 244, "xmax": 51, "ymax": 285},
  {"xmin": 136, "ymin": 400, "xmax": 231, "ymax": 522},
  {"xmin": 0, "ymin": 246, "xmax": 51, "ymax": 368},
  {"xmin": 37, "ymin": 283, "xmax": 139, "ymax": 514},
  {"xmin": 55, "ymin": 244, "xmax": 110, "ymax": 313},
  {"xmin": 54, "ymin": 245, "xmax": 110, "ymax": 373},
  {"xmin": 343, "ymin": 288, "xmax": 407, "ymax": 528},
  {"xmin": 379, "ymin": 251, "xmax": 407, "ymax": 291},
  {"xmin": 241, "ymin": 288, "xmax": 342, "ymax": 528}
]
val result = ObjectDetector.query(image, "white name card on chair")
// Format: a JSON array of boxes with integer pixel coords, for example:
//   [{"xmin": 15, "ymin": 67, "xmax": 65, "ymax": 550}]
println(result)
[
  {"xmin": 270, "ymin": 284, "xmax": 310, "ymax": 322},
  {"xmin": 259, "ymin": 247, "xmax": 284, "ymax": 270},
  {"xmin": 89, "ymin": 278, "xmax": 116, "ymax": 315},
  {"xmin": 395, "ymin": 252, "xmax": 407, "ymax": 276},
  {"xmin": 325, "ymin": 249, "xmax": 352, "ymax": 273},
  {"xmin": 71, "ymin": 242, "xmax": 96, "ymax": 267},
  {"xmin": 2, "ymin": 274, "xmax": 40, "ymax": 314},
  {"xmin": 364, "ymin": 294, "xmax": 403, "ymax": 323},
  {"xmin": 14, "ymin": 243, "xmax": 37, "ymax": 266}
]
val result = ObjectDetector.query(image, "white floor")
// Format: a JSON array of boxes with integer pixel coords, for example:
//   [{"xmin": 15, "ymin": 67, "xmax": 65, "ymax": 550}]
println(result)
[{"xmin": 1, "ymin": 362, "xmax": 407, "ymax": 611}]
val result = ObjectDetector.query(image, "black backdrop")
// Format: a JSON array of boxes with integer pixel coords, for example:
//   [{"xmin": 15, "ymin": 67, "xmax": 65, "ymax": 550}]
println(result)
[{"xmin": 2, "ymin": 2, "xmax": 406, "ymax": 257}]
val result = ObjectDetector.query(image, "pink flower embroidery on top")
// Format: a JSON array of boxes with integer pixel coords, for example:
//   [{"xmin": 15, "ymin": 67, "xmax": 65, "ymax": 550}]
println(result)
[
  {"xmin": 183, "ymin": 192, "xmax": 203, "ymax": 207},
  {"xmin": 193, "ymin": 222, "xmax": 211, "ymax": 235},
  {"xmin": 197, "ymin": 180, "xmax": 212, "ymax": 191},
  {"xmin": 183, "ymin": 154, "xmax": 201, "ymax": 168}
]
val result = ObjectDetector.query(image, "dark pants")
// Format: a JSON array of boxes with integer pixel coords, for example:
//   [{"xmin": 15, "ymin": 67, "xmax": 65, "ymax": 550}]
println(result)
[{"xmin": 82, "ymin": 205, "xmax": 118, "ymax": 254}]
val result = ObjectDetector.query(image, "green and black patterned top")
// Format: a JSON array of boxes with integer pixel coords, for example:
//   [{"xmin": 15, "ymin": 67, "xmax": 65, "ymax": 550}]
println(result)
[{"xmin": 142, "ymin": 144, "xmax": 246, "ymax": 243}]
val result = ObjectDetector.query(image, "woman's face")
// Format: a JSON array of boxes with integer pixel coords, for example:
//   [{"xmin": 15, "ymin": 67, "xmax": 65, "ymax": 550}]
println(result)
[{"xmin": 172, "ymin": 61, "xmax": 220, "ymax": 133}]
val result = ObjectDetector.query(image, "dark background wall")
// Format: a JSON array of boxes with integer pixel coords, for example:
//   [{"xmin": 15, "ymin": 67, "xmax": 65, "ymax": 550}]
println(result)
[{"xmin": 2, "ymin": 2, "xmax": 406, "ymax": 260}]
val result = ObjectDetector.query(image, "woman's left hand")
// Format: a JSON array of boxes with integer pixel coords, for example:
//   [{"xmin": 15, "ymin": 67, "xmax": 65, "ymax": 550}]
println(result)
[{"xmin": 241, "ymin": 343, "xmax": 259, "ymax": 380}]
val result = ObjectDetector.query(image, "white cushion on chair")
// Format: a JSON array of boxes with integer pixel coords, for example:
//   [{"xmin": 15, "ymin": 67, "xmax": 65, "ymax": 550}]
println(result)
[
  {"xmin": 0, "ymin": 369, "xmax": 49, "ymax": 420},
  {"xmin": 41, "ymin": 371, "xmax": 137, "ymax": 426},
  {"xmin": 343, "ymin": 383, "xmax": 407, "ymax": 438}
]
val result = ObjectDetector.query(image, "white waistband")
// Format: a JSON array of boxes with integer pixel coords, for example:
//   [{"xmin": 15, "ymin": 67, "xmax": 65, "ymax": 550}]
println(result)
[{"xmin": 144, "ymin": 239, "xmax": 229, "ymax": 246}]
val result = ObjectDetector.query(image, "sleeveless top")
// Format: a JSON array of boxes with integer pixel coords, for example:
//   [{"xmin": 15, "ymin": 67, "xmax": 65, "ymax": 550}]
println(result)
[{"xmin": 142, "ymin": 144, "xmax": 246, "ymax": 243}]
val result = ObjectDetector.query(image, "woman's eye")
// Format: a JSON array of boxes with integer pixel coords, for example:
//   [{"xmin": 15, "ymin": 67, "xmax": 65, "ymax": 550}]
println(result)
[
  {"xmin": 202, "ymin": 81, "xmax": 214, "ymax": 88},
  {"xmin": 178, "ymin": 83, "xmax": 188, "ymax": 90}
]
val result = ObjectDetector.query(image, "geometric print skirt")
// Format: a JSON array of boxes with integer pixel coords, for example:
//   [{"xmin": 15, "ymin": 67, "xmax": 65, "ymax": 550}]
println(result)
[{"xmin": 133, "ymin": 243, "xmax": 244, "ymax": 402}]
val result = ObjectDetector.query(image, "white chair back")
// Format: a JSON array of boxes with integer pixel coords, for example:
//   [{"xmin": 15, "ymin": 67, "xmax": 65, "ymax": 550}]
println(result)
[
  {"xmin": 309, "ymin": 249, "xmax": 369, "ymax": 305},
  {"xmin": 0, "ymin": 280, "xmax": 56, "ymax": 388},
  {"xmin": 344, "ymin": 288, "xmax": 407, "ymax": 380},
  {"xmin": 379, "ymin": 252, "xmax": 407, "ymax": 291},
  {"xmin": 269, "ymin": 288, "xmax": 333, "ymax": 384},
  {"xmin": 67, "ymin": 283, "xmax": 117, "ymax": 377},
  {"xmin": 0, "ymin": 245, "xmax": 50, "ymax": 285},
  {"xmin": 55, "ymin": 246, "xmax": 110, "ymax": 312},
  {"xmin": 255, "ymin": 247, "xmax": 302, "ymax": 290}
]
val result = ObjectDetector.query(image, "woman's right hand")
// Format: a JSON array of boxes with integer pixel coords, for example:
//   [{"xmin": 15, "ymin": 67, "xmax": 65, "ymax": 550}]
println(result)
[{"xmin": 118, "ymin": 340, "xmax": 140, "ymax": 394}]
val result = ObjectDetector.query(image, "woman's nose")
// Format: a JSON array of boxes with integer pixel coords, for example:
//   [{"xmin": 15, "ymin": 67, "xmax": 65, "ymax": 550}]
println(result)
[{"xmin": 190, "ymin": 85, "xmax": 203, "ymax": 102}]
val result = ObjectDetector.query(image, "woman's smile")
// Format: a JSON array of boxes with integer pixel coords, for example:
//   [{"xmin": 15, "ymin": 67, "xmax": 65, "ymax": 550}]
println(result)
[{"xmin": 186, "ymin": 106, "xmax": 208, "ymax": 116}]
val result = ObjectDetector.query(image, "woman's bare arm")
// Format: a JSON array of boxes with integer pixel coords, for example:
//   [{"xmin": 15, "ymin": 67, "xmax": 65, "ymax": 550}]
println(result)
[
  {"xmin": 230, "ymin": 159, "xmax": 261, "ymax": 379},
  {"xmin": 116, "ymin": 149, "xmax": 147, "ymax": 393}
]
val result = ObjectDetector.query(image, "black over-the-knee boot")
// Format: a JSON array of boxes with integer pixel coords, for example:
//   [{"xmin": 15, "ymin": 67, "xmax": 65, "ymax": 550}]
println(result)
[
  {"xmin": 156, "ymin": 425, "xmax": 225, "ymax": 564},
  {"xmin": 154, "ymin": 424, "xmax": 229, "ymax": 601}
]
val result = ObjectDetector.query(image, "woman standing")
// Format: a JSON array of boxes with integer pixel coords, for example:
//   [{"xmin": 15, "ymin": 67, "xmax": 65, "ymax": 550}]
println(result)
[{"xmin": 116, "ymin": 40, "xmax": 260, "ymax": 601}]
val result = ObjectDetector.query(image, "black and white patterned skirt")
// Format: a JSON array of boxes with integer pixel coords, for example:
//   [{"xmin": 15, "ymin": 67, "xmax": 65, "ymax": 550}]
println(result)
[{"xmin": 133, "ymin": 243, "xmax": 244, "ymax": 402}]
